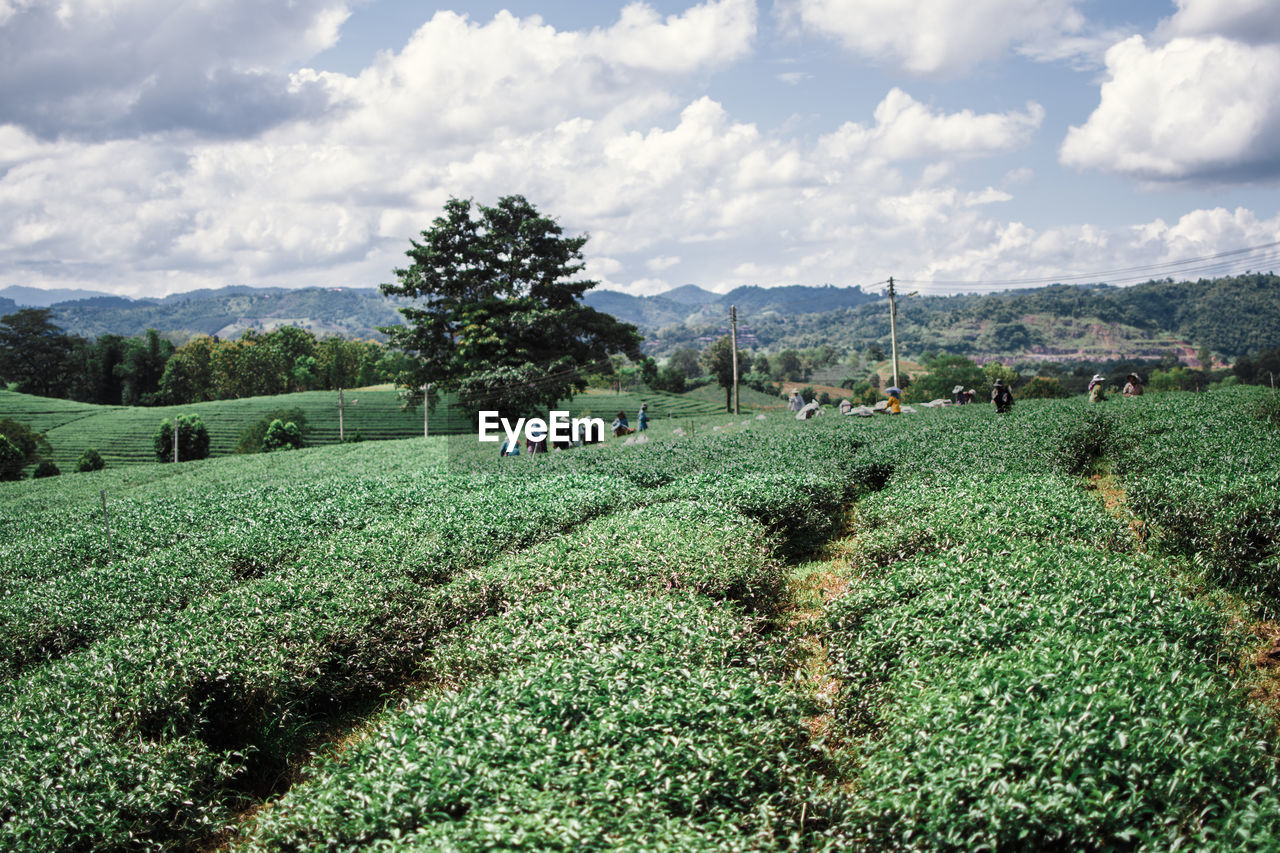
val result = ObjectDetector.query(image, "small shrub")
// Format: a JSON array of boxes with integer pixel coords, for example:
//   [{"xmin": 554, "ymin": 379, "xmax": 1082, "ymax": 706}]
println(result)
[
  {"xmin": 76, "ymin": 449, "xmax": 105, "ymax": 472},
  {"xmin": 33, "ymin": 460, "xmax": 60, "ymax": 478},
  {"xmin": 262, "ymin": 420, "xmax": 303, "ymax": 452},
  {"xmin": 236, "ymin": 408, "xmax": 309, "ymax": 454},
  {"xmin": 343, "ymin": 430, "xmax": 364, "ymax": 444}
]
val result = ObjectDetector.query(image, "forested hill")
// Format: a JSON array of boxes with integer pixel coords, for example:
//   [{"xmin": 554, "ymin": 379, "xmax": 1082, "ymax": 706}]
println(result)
[
  {"xmin": 10, "ymin": 274, "xmax": 1280, "ymax": 361},
  {"xmin": 583, "ymin": 283, "xmax": 877, "ymax": 328},
  {"xmin": 635, "ymin": 274, "xmax": 1280, "ymax": 361},
  {"xmin": 46, "ymin": 286, "xmax": 403, "ymax": 342}
]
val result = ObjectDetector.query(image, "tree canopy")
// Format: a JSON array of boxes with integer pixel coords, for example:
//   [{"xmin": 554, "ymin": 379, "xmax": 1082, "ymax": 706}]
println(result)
[{"xmin": 381, "ymin": 195, "xmax": 642, "ymax": 418}]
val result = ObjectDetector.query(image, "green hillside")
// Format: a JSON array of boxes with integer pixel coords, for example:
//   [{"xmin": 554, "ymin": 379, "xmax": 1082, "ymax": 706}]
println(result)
[{"xmin": 0, "ymin": 387, "xmax": 724, "ymax": 471}]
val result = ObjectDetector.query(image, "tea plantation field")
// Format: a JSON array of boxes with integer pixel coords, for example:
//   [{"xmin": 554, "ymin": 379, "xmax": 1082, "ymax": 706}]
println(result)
[
  {"xmin": 0, "ymin": 387, "xmax": 725, "ymax": 471},
  {"xmin": 1, "ymin": 388, "xmax": 1278, "ymax": 851}
]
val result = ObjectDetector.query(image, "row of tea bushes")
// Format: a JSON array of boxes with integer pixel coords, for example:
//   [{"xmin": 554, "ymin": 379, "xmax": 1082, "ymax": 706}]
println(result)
[
  {"xmin": 823, "ymin": 401, "xmax": 1280, "ymax": 850},
  {"xmin": 2, "ymin": 420, "xmax": 887, "ymax": 850},
  {"xmin": 244, "ymin": 588, "xmax": 839, "ymax": 852},
  {"xmin": 1109, "ymin": 388, "xmax": 1280, "ymax": 614}
]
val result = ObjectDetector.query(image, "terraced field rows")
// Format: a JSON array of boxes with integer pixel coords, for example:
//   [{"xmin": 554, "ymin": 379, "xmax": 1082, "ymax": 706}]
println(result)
[
  {"xmin": 2, "ymin": 389, "xmax": 1278, "ymax": 850},
  {"xmin": 0, "ymin": 387, "xmax": 726, "ymax": 471}
]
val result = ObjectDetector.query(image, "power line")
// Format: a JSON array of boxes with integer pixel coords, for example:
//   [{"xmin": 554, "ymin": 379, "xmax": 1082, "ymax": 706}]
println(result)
[{"xmin": 883, "ymin": 239, "xmax": 1280, "ymax": 291}]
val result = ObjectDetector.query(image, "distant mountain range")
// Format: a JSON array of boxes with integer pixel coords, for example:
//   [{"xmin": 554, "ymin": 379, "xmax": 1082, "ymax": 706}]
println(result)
[
  {"xmin": 582, "ymin": 283, "xmax": 877, "ymax": 329},
  {"xmin": 5, "ymin": 274, "xmax": 1279, "ymax": 361},
  {"xmin": 11, "ymin": 285, "xmax": 404, "ymax": 342}
]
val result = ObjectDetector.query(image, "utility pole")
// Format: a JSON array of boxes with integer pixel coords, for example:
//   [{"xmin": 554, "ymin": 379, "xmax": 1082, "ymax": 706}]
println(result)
[
  {"xmin": 887, "ymin": 276, "xmax": 901, "ymax": 390},
  {"xmin": 338, "ymin": 387, "xmax": 345, "ymax": 442},
  {"xmin": 421, "ymin": 383, "xmax": 432, "ymax": 438},
  {"xmin": 172, "ymin": 416, "xmax": 178, "ymax": 464},
  {"xmin": 730, "ymin": 305, "xmax": 740, "ymax": 415}
]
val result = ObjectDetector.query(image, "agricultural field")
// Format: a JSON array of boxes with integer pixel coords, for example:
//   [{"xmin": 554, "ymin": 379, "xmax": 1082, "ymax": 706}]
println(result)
[
  {"xmin": 0, "ymin": 387, "xmax": 725, "ymax": 472},
  {"xmin": 1, "ymin": 388, "xmax": 1278, "ymax": 850}
]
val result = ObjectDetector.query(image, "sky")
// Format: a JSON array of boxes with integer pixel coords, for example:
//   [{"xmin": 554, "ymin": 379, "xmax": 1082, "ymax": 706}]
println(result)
[{"xmin": 1, "ymin": 0, "xmax": 1279, "ymax": 299}]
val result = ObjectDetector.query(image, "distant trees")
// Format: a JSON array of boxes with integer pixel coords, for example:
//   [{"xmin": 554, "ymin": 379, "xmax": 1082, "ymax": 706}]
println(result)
[
  {"xmin": 0, "ymin": 305, "xmax": 401, "ymax": 406},
  {"xmin": 666, "ymin": 347, "xmax": 703, "ymax": 379},
  {"xmin": 153, "ymin": 415, "xmax": 211, "ymax": 462},
  {"xmin": 773, "ymin": 350, "xmax": 804, "ymax": 382},
  {"xmin": 1019, "ymin": 376, "xmax": 1071, "ymax": 399},
  {"xmin": 0, "ymin": 309, "xmax": 77, "ymax": 397},
  {"xmin": 155, "ymin": 329, "xmax": 404, "ymax": 404},
  {"xmin": 906, "ymin": 354, "xmax": 985, "ymax": 402}
]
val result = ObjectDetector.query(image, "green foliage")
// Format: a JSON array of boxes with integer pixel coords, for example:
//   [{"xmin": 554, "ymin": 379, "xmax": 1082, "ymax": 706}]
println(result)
[
  {"xmin": 382, "ymin": 195, "xmax": 642, "ymax": 417},
  {"xmin": 261, "ymin": 419, "xmax": 303, "ymax": 452},
  {"xmin": 0, "ymin": 435, "xmax": 22, "ymax": 480},
  {"xmin": 1112, "ymin": 389, "xmax": 1280, "ymax": 612},
  {"xmin": 824, "ymin": 400, "xmax": 1280, "ymax": 849},
  {"xmin": 74, "ymin": 448, "xmax": 105, "ymax": 472},
  {"xmin": 649, "ymin": 363, "xmax": 688, "ymax": 393},
  {"xmin": 1020, "ymin": 375, "xmax": 1071, "ymax": 399},
  {"xmin": 1150, "ymin": 365, "xmax": 1206, "ymax": 392},
  {"xmin": 153, "ymin": 414, "xmax": 211, "ymax": 462},
  {"xmin": 0, "ymin": 418, "xmax": 51, "ymax": 479},
  {"xmin": 0, "ymin": 308, "xmax": 77, "ymax": 397},
  {"xmin": 32, "ymin": 460, "xmax": 60, "ymax": 478},
  {"xmin": 1051, "ymin": 408, "xmax": 1118, "ymax": 474},
  {"xmin": 1256, "ymin": 393, "xmax": 1280, "ymax": 426},
  {"xmin": 701, "ymin": 335, "xmax": 748, "ymax": 412},
  {"xmin": 905, "ymin": 353, "xmax": 984, "ymax": 402},
  {"xmin": 234, "ymin": 408, "xmax": 310, "ymax": 454},
  {"xmin": 5, "ymin": 393, "xmax": 1280, "ymax": 851}
]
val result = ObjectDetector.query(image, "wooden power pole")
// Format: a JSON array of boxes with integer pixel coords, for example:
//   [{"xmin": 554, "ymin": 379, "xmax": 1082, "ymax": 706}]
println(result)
[
  {"xmin": 421, "ymin": 383, "xmax": 432, "ymax": 438},
  {"xmin": 338, "ymin": 387, "xmax": 345, "ymax": 442},
  {"xmin": 887, "ymin": 277, "xmax": 900, "ymax": 390},
  {"xmin": 730, "ymin": 305, "xmax": 740, "ymax": 415}
]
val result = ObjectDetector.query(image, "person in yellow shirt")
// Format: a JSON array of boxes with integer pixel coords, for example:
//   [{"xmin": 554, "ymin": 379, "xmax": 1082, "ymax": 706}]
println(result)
[{"xmin": 887, "ymin": 386, "xmax": 902, "ymax": 415}]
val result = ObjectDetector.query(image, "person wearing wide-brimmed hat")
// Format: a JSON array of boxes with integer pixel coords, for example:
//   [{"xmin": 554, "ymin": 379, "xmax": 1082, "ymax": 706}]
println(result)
[
  {"xmin": 885, "ymin": 385, "xmax": 903, "ymax": 415},
  {"xmin": 952, "ymin": 384, "xmax": 967, "ymax": 405},
  {"xmin": 991, "ymin": 378, "xmax": 1013, "ymax": 413},
  {"xmin": 1122, "ymin": 373, "xmax": 1144, "ymax": 397},
  {"xmin": 1088, "ymin": 373, "xmax": 1107, "ymax": 404}
]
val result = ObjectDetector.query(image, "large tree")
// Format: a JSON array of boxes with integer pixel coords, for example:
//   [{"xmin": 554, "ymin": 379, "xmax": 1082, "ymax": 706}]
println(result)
[
  {"xmin": 702, "ymin": 335, "xmax": 748, "ymax": 412},
  {"xmin": 381, "ymin": 195, "xmax": 642, "ymax": 418},
  {"xmin": 0, "ymin": 309, "xmax": 79, "ymax": 397}
]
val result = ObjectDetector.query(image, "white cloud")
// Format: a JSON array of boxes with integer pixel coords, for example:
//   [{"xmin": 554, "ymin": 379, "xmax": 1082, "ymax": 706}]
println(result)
[
  {"xmin": 1060, "ymin": 35, "xmax": 1280, "ymax": 182},
  {"xmin": 646, "ymin": 255, "xmax": 681, "ymax": 272},
  {"xmin": 782, "ymin": 0, "xmax": 1083, "ymax": 74},
  {"xmin": 818, "ymin": 89, "xmax": 1043, "ymax": 161},
  {"xmin": 303, "ymin": 0, "xmax": 754, "ymax": 150},
  {"xmin": 0, "ymin": 0, "xmax": 1275, "ymax": 305},
  {"xmin": 0, "ymin": 0, "xmax": 351, "ymax": 138},
  {"xmin": 913, "ymin": 207, "xmax": 1280, "ymax": 290},
  {"xmin": 1162, "ymin": 0, "xmax": 1280, "ymax": 45},
  {"xmin": 776, "ymin": 71, "xmax": 812, "ymax": 85}
]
